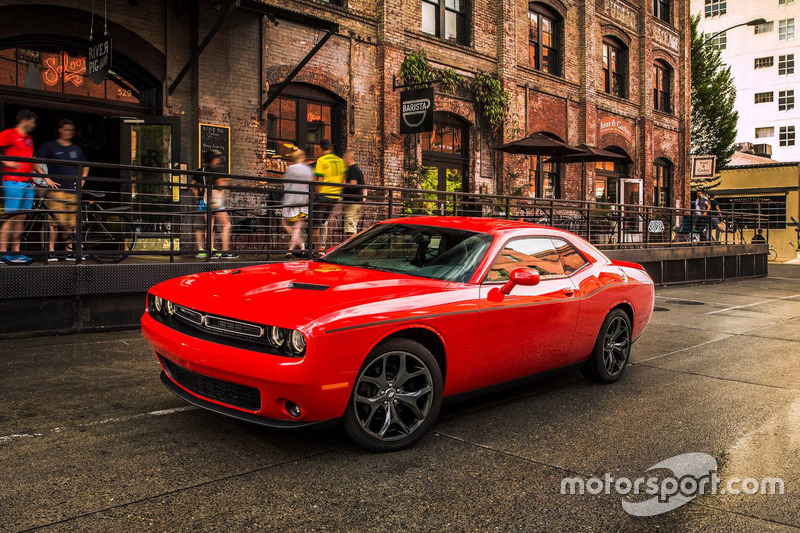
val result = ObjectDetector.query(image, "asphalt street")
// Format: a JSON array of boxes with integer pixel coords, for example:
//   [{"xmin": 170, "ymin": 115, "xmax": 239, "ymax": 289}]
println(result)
[{"xmin": 2, "ymin": 265, "xmax": 800, "ymax": 532}]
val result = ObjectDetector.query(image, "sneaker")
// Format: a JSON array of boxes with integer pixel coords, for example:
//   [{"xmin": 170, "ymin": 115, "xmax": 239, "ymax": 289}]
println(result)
[
  {"xmin": 47, "ymin": 253, "xmax": 58, "ymax": 262},
  {"xmin": 12, "ymin": 254, "xmax": 31, "ymax": 263},
  {"xmin": 65, "ymin": 253, "xmax": 86, "ymax": 261},
  {"xmin": 2, "ymin": 254, "xmax": 18, "ymax": 263},
  {"xmin": 196, "ymin": 249, "xmax": 208, "ymax": 259},
  {"xmin": 220, "ymin": 252, "xmax": 239, "ymax": 259}
]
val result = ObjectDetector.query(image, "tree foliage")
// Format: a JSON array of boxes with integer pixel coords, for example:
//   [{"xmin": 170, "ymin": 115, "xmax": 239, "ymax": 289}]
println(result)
[{"xmin": 691, "ymin": 14, "xmax": 738, "ymax": 190}]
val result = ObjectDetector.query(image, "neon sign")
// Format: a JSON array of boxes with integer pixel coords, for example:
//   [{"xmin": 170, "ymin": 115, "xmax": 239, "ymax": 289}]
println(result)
[{"xmin": 42, "ymin": 53, "xmax": 86, "ymax": 87}]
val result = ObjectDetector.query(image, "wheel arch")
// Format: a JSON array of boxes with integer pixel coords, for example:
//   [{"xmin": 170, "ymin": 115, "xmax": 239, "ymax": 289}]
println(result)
[
  {"xmin": 374, "ymin": 326, "xmax": 447, "ymax": 384},
  {"xmin": 611, "ymin": 300, "xmax": 634, "ymax": 325}
]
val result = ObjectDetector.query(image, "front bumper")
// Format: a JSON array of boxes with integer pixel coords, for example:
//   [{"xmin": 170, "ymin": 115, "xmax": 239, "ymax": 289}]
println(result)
[{"xmin": 142, "ymin": 313, "xmax": 354, "ymax": 424}]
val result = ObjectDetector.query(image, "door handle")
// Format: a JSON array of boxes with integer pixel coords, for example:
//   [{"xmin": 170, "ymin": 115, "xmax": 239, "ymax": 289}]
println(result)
[{"xmin": 562, "ymin": 287, "xmax": 575, "ymax": 297}]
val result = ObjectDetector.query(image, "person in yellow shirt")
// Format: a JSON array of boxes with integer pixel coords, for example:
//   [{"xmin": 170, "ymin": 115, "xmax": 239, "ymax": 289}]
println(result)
[{"xmin": 312, "ymin": 139, "xmax": 345, "ymax": 251}]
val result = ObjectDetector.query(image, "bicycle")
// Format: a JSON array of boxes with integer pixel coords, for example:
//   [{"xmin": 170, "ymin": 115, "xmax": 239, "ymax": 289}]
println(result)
[
  {"xmin": 1, "ymin": 189, "xmax": 137, "ymax": 265},
  {"xmin": 768, "ymin": 244, "xmax": 778, "ymax": 262}
]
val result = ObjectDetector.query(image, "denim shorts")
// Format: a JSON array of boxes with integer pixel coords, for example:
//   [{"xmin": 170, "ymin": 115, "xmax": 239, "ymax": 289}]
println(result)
[{"xmin": 2, "ymin": 180, "xmax": 35, "ymax": 213}]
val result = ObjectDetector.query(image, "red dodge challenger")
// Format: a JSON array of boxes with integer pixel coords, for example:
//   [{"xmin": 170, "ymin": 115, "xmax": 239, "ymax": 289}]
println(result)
[{"xmin": 142, "ymin": 217, "xmax": 654, "ymax": 451}]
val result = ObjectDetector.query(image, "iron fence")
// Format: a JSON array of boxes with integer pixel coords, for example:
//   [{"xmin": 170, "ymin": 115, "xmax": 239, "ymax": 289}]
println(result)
[{"xmin": 0, "ymin": 155, "xmax": 769, "ymax": 265}]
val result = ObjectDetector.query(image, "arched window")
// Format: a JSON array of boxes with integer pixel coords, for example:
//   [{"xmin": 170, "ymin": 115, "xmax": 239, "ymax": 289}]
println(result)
[
  {"xmin": 653, "ymin": 61, "xmax": 672, "ymax": 113},
  {"xmin": 266, "ymin": 83, "xmax": 344, "ymax": 159},
  {"xmin": 602, "ymin": 37, "xmax": 627, "ymax": 98},
  {"xmin": 528, "ymin": 3, "xmax": 562, "ymax": 76},
  {"xmin": 420, "ymin": 112, "xmax": 469, "ymax": 193},
  {"xmin": 529, "ymin": 132, "xmax": 562, "ymax": 198},
  {"xmin": 653, "ymin": 158, "xmax": 672, "ymax": 207}
]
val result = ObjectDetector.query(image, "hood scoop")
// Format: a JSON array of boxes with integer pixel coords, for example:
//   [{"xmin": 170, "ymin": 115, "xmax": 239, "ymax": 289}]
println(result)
[{"xmin": 287, "ymin": 282, "xmax": 330, "ymax": 291}]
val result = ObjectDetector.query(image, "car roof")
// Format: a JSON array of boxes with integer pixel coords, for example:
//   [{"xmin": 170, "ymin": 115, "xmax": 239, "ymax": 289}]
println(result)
[{"xmin": 379, "ymin": 216, "xmax": 555, "ymax": 235}]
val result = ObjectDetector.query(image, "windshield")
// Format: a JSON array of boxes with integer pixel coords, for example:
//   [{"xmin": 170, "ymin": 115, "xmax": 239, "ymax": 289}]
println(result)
[{"xmin": 321, "ymin": 224, "xmax": 493, "ymax": 282}]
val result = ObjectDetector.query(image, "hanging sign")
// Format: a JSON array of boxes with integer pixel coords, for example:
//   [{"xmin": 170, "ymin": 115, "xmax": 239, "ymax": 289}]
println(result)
[
  {"xmin": 87, "ymin": 36, "xmax": 112, "ymax": 84},
  {"xmin": 400, "ymin": 87, "xmax": 434, "ymax": 134},
  {"xmin": 691, "ymin": 156, "xmax": 716, "ymax": 180}
]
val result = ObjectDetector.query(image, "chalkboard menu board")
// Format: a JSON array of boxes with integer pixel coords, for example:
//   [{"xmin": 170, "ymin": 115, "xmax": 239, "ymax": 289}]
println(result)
[{"xmin": 199, "ymin": 123, "xmax": 230, "ymax": 173}]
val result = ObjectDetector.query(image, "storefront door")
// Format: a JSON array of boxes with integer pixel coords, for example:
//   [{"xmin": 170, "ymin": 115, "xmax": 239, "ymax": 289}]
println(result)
[{"xmin": 620, "ymin": 178, "xmax": 643, "ymax": 241}]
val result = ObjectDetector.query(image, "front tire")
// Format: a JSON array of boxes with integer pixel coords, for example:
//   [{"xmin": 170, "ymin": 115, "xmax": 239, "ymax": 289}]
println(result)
[
  {"xmin": 581, "ymin": 309, "xmax": 632, "ymax": 383},
  {"xmin": 343, "ymin": 338, "xmax": 443, "ymax": 452}
]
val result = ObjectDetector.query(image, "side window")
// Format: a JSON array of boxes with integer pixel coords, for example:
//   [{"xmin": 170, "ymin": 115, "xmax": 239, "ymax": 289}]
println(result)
[
  {"xmin": 486, "ymin": 238, "xmax": 564, "ymax": 282},
  {"xmin": 551, "ymin": 238, "xmax": 588, "ymax": 274}
]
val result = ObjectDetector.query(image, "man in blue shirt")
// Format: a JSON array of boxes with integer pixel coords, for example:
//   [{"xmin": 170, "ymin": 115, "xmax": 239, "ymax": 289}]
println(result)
[{"xmin": 34, "ymin": 119, "xmax": 89, "ymax": 261}]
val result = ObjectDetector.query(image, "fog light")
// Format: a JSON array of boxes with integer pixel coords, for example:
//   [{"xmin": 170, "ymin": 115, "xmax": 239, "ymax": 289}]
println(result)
[
  {"xmin": 154, "ymin": 296, "xmax": 163, "ymax": 313},
  {"xmin": 285, "ymin": 400, "xmax": 301, "ymax": 418}
]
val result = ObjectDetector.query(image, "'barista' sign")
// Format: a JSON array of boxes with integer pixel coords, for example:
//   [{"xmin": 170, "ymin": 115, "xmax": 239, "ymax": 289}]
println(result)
[
  {"xmin": 87, "ymin": 36, "xmax": 112, "ymax": 84},
  {"xmin": 400, "ymin": 87, "xmax": 434, "ymax": 134},
  {"xmin": 599, "ymin": 116, "xmax": 634, "ymax": 144}
]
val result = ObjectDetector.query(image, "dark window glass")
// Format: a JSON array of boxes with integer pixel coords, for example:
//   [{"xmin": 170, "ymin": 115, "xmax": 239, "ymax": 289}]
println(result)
[
  {"xmin": 529, "ymin": 154, "xmax": 559, "ymax": 198},
  {"xmin": 267, "ymin": 94, "xmax": 339, "ymax": 158},
  {"xmin": 603, "ymin": 38, "xmax": 627, "ymax": 98},
  {"xmin": 422, "ymin": 0, "xmax": 468, "ymax": 45},
  {"xmin": 551, "ymin": 238, "xmax": 588, "ymax": 274},
  {"xmin": 487, "ymin": 238, "xmax": 565, "ymax": 281},
  {"xmin": 653, "ymin": 62, "xmax": 672, "ymax": 113},
  {"xmin": 528, "ymin": 4, "xmax": 561, "ymax": 76},
  {"xmin": 653, "ymin": 159, "xmax": 672, "ymax": 207},
  {"xmin": 654, "ymin": 0, "xmax": 670, "ymax": 23}
]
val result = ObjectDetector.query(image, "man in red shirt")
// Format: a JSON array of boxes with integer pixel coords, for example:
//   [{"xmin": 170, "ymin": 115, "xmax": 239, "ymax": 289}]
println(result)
[{"xmin": 0, "ymin": 109, "xmax": 37, "ymax": 262}]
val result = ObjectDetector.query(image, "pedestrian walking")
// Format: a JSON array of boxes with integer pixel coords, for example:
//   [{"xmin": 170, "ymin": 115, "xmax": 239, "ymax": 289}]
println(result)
[
  {"xmin": 708, "ymin": 193, "xmax": 723, "ymax": 241},
  {"xmin": 281, "ymin": 149, "xmax": 313, "ymax": 256},
  {"xmin": 0, "ymin": 109, "xmax": 39, "ymax": 263},
  {"xmin": 34, "ymin": 119, "xmax": 89, "ymax": 261},
  {"xmin": 342, "ymin": 149, "xmax": 365, "ymax": 238},
  {"xmin": 695, "ymin": 190, "xmax": 711, "ymax": 242},
  {"xmin": 311, "ymin": 139, "xmax": 345, "ymax": 252},
  {"xmin": 190, "ymin": 149, "xmax": 237, "ymax": 259}
]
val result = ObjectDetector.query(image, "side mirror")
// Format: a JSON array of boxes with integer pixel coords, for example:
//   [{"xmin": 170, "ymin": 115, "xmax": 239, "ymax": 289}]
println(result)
[{"xmin": 500, "ymin": 267, "xmax": 540, "ymax": 295}]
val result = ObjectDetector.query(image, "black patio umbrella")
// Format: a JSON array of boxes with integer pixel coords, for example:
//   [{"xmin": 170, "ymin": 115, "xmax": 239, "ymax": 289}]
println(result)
[
  {"xmin": 545, "ymin": 144, "xmax": 629, "ymax": 201},
  {"xmin": 494, "ymin": 133, "xmax": 585, "ymax": 156}
]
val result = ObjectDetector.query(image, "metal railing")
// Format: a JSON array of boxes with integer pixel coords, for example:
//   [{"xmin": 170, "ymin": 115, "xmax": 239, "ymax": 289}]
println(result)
[{"xmin": 0, "ymin": 155, "xmax": 769, "ymax": 265}]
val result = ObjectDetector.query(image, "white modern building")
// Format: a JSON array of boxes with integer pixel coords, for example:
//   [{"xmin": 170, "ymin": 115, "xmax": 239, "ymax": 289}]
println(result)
[{"xmin": 692, "ymin": 0, "xmax": 799, "ymax": 162}]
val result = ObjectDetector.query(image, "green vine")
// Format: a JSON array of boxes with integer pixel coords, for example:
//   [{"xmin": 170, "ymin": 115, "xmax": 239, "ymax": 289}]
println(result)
[{"xmin": 397, "ymin": 52, "xmax": 509, "ymax": 138}]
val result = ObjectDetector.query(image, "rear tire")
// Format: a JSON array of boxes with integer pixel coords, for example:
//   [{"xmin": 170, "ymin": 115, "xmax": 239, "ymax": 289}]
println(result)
[
  {"xmin": 343, "ymin": 338, "xmax": 443, "ymax": 452},
  {"xmin": 581, "ymin": 309, "xmax": 632, "ymax": 384}
]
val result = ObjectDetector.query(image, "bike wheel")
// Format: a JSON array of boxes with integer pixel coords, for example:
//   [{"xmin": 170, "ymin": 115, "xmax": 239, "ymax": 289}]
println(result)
[
  {"xmin": 768, "ymin": 248, "xmax": 778, "ymax": 262},
  {"xmin": 84, "ymin": 213, "xmax": 137, "ymax": 264}
]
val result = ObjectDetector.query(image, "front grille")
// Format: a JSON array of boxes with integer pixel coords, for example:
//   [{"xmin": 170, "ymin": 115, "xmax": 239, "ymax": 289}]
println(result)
[
  {"xmin": 205, "ymin": 316, "xmax": 264, "ymax": 338},
  {"xmin": 160, "ymin": 356, "xmax": 261, "ymax": 411}
]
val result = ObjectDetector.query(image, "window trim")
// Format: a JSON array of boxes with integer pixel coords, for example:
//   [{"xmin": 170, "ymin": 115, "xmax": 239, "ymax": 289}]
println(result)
[
  {"xmin": 421, "ymin": 0, "xmax": 470, "ymax": 46},
  {"xmin": 653, "ymin": 61, "xmax": 672, "ymax": 114},
  {"xmin": 482, "ymin": 235, "xmax": 590, "ymax": 284},
  {"xmin": 653, "ymin": 0, "xmax": 670, "ymax": 24},
  {"xmin": 266, "ymin": 85, "xmax": 344, "ymax": 159},
  {"xmin": 652, "ymin": 158, "xmax": 672, "ymax": 208},
  {"xmin": 528, "ymin": 3, "xmax": 562, "ymax": 76}
]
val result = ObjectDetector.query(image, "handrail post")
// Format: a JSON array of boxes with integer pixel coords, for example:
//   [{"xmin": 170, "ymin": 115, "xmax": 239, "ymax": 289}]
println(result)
[
  {"xmin": 205, "ymin": 170, "xmax": 213, "ymax": 262},
  {"xmin": 75, "ymin": 163, "xmax": 84, "ymax": 264},
  {"xmin": 505, "ymin": 197, "xmax": 510, "ymax": 220},
  {"xmin": 616, "ymin": 207, "xmax": 622, "ymax": 248},
  {"xmin": 645, "ymin": 209, "xmax": 650, "ymax": 246},
  {"xmin": 306, "ymin": 190, "xmax": 315, "ymax": 259},
  {"xmin": 586, "ymin": 202, "xmax": 592, "ymax": 243},
  {"xmin": 387, "ymin": 189, "xmax": 393, "ymax": 219}
]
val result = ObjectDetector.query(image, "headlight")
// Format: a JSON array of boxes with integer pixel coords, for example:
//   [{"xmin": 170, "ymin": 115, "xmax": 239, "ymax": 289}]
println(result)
[
  {"xmin": 166, "ymin": 301, "xmax": 175, "ymax": 316},
  {"xmin": 154, "ymin": 296, "xmax": 163, "ymax": 313},
  {"xmin": 290, "ymin": 330, "xmax": 306, "ymax": 354},
  {"xmin": 268, "ymin": 326, "xmax": 288, "ymax": 347}
]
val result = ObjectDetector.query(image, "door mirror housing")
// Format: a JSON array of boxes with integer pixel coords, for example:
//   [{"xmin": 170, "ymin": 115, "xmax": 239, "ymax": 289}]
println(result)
[{"xmin": 500, "ymin": 268, "xmax": 541, "ymax": 295}]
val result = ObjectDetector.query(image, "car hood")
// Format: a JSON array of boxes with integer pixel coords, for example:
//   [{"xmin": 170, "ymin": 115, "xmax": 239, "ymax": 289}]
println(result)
[{"xmin": 150, "ymin": 261, "xmax": 450, "ymax": 327}]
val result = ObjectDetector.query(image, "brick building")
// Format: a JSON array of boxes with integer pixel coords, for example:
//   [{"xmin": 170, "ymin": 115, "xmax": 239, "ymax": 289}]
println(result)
[{"xmin": 0, "ymin": 0, "xmax": 690, "ymax": 209}]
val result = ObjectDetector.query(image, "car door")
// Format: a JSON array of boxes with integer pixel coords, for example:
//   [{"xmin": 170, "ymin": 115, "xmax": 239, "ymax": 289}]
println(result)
[{"xmin": 471, "ymin": 237, "xmax": 581, "ymax": 390}]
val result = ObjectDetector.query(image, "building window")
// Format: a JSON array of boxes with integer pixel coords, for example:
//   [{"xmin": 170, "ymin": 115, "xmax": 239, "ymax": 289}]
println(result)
[
  {"xmin": 754, "ymin": 57, "xmax": 774, "ymax": 69},
  {"xmin": 602, "ymin": 37, "xmax": 627, "ymax": 98},
  {"xmin": 716, "ymin": 196, "xmax": 787, "ymax": 229},
  {"xmin": 779, "ymin": 90, "xmax": 795, "ymax": 111},
  {"xmin": 780, "ymin": 126, "xmax": 796, "ymax": 146},
  {"xmin": 266, "ymin": 86, "xmax": 342, "ymax": 159},
  {"xmin": 779, "ymin": 19, "xmax": 795, "ymax": 41},
  {"xmin": 779, "ymin": 54, "xmax": 795, "ymax": 75},
  {"xmin": 755, "ymin": 126, "xmax": 775, "ymax": 138},
  {"xmin": 707, "ymin": 31, "xmax": 727, "ymax": 50},
  {"xmin": 755, "ymin": 21, "xmax": 774, "ymax": 34},
  {"xmin": 528, "ymin": 4, "xmax": 561, "ymax": 76},
  {"xmin": 653, "ymin": 0, "xmax": 670, "ymax": 24},
  {"xmin": 530, "ymin": 155, "xmax": 559, "ymax": 198},
  {"xmin": 652, "ymin": 159, "xmax": 672, "ymax": 207},
  {"xmin": 422, "ymin": 0, "xmax": 468, "ymax": 45},
  {"xmin": 704, "ymin": 0, "xmax": 726, "ymax": 17},
  {"xmin": 755, "ymin": 92, "xmax": 774, "ymax": 104},
  {"xmin": 653, "ymin": 62, "xmax": 672, "ymax": 113},
  {"xmin": 779, "ymin": 0, "xmax": 795, "ymax": 4}
]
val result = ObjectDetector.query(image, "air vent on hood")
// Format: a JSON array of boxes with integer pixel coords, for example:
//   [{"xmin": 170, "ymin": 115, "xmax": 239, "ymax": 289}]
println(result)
[{"xmin": 287, "ymin": 282, "xmax": 330, "ymax": 291}]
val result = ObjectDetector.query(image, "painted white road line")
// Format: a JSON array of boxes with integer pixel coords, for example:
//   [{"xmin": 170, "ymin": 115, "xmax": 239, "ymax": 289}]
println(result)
[
  {"xmin": 634, "ymin": 335, "xmax": 735, "ymax": 364},
  {"xmin": 704, "ymin": 293, "xmax": 800, "ymax": 315},
  {"xmin": 0, "ymin": 406, "xmax": 197, "ymax": 444}
]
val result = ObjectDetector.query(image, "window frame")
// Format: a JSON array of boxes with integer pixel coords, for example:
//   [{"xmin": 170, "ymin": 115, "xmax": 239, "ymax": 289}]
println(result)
[
  {"xmin": 778, "ymin": 90, "xmax": 795, "ymax": 111},
  {"xmin": 653, "ymin": 61, "xmax": 672, "ymax": 113},
  {"xmin": 704, "ymin": 0, "xmax": 726, "ymax": 18},
  {"xmin": 266, "ymin": 86, "xmax": 343, "ymax": 160},
  {"xmin": 483, "ymin": 236, "xmax": 589, "ymax": 284},
  {"xmin": 653, "ymin": 0, "xmax": 670, "ymax": 24},
  {"xmin": 755, "ymin": 92, "xmax": 774, "ymax": 104},
  {"xmin": 754, "ymin": 56, "xmax": 774, "ymax": 69},
  {"xmin": 421, "ymin": 0, "xmax": 470, "ymax": 45},
  {"xmin": 779, "ymin": 18, "xmax": 795, "ymax": 41},
  {"xmin": 754, "ymin": 21, "xmax": 774, "ymax": 34},
  {"xmin": 653, "ymin": 159, "xmax": 672, "ymax": 208},
  {"xmin": 779, "ymin": 125, "xmax": 796, "ymax": 146},
  {"xmin": 755, "ymin": 126, "xmax": 775, "ymax": 138},
  {"xmin": 778, "ymin": 54, "xmax": 795, "ymax": 75},
  {"xmin": 529, "ymin": 154, "xmax": 561, "ymax": 199},
  {"xmin": 602, "ymin": 37, "xmax": 627, "ymax": 98},
  {"xmin": 528, "ymin": 3, "xmax": 562, "ymax": 76}
]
